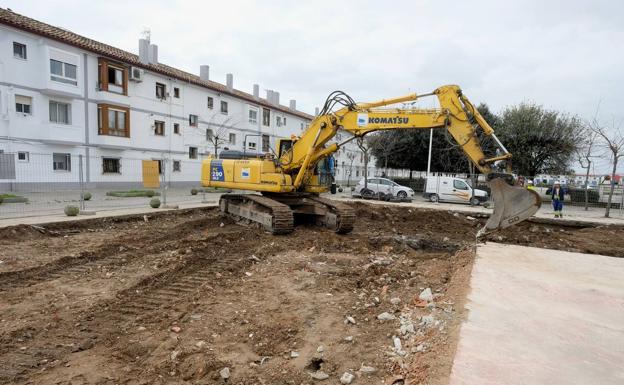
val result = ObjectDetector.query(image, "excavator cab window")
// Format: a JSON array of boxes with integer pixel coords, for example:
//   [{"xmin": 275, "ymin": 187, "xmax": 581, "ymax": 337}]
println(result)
[{"xmin": 278, "ymin": 139, "xmax": 293, "ymax": 159}]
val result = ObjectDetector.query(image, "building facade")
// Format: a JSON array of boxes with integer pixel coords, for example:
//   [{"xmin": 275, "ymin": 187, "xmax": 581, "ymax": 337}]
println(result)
[{"xmin": 0, "ymin": 9, "xmax": 333, "ymax": 190}]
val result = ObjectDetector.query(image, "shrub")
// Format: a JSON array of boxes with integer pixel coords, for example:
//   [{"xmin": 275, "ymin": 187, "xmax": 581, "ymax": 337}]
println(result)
[
  {"xmin": 81, "ymin": 192, "xmax": 92, "ymax": 201},
  {"xmin": 150, "ymin": 198, "xmax": 161, "ymax": 208},
  {"xmin": 0, "ymin": 196, "xmax": 3, "ymax": 205},
  {"xmin": 145, "ymin": 190, "xmax": 156, "ymax": 197},
  {"xmin": 338, "ymin": 187, "xmax": 343, "ymax": 193},
  {"xmin": 191, "ymin": 188, "xmax": 199, "ymax": 195},
  {"xmin": 64, "ymin": 205, "xmax": 80, "ymax": 216}
]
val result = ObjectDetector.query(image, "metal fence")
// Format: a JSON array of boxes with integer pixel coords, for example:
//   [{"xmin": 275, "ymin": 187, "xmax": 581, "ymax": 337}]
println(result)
[
  {"xmin": 0, "ymin": 152, "xmax": 219, "ymax": 220},
  {"xmin": 388, "ymin": 173, "xmax": 624, "ymax": 219}
]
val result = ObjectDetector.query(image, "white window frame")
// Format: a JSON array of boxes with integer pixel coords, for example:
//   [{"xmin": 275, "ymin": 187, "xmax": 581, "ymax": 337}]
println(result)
[
  {"xmin": 248, "ymin": 107, "xmax": 258, "ymax": 124},
  {"xmin": 49, "ymin": 100, "xmax": 71, "ymax": 125},
  {"xmin": 220, "ymin": 100, "xmax": 228, "ymax": 115},
  {"xmin": 172, "ymin": 160, "xmax": 181, "ymax": 172},
  {"xmin": 50, "ymin": 59, "xmax": 77, "ymax": 86},
  {"xmin": 276, "ymin": 116, "xmax": 283, "ymax": 127},
  {"xmin": 247, "ymin": 142, "xmax": 257, "ymax": 150},
  {"xmin": 207, "ymin": 96, "xmax": 214, "ymax": 109},
  {"xmin": 13, "ymin": 42, "xmax": 27, "ymax": 60},
  {"xmin": 15, "ymin": 95, "xmax": 32, "ymax": 115},
  {"xmin": 189, "ymin": 146, "xmax": 198, "ymax": 159},
  {"xmin": 52, "ymin": 153, "xmax": 71, "ymax": 172},
  {"xmin": 229, "ymin": 133, "xmax": 236, "ymax": 145},
  {"xmin": 17, "ymin": 151, "xmax": 29, "ymax": 162},
  {"xmin": 189, "ymin": 114, "xmax": 198, "ymax": 127},
  {"xmin": 107, "ymin": 64, "xmax": 124, "ymax": 94}
]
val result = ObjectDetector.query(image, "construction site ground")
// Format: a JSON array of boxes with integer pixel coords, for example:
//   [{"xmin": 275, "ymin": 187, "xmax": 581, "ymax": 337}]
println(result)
[{"xmin": 1, "ymin": 203, "xmax": 623, "ymax": 385}]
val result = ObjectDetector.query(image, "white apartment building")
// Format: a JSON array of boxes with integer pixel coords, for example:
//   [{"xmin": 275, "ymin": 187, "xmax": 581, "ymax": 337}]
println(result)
[{"xmin": 1, "ymin": 8, "xmax": 370, "ymax": 191}]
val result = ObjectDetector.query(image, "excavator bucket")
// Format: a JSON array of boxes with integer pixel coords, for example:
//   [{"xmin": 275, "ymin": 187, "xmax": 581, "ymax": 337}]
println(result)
[{"xmin": 478, "ymin": 177, "xmax": 542, "ymax": 237}]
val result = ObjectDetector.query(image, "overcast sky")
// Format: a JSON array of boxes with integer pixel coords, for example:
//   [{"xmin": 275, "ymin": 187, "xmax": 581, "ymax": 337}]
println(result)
[{"xmin": 4, "ymin": 0, "xmax": 623, "ymax": 172}]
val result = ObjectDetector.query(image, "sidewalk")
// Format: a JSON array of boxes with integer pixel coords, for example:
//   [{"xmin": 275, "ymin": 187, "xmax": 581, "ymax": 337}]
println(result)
[
  {"xmin": 333, "ymin": 195, "xmax": 624, "ymax": 226},
  {"xmin": 0, "ymin": 200, "xmax": 219, "ymax": 228},
  {"xmin": 449, "ymin": 243, "xmax": 624, "ymax": 384}
]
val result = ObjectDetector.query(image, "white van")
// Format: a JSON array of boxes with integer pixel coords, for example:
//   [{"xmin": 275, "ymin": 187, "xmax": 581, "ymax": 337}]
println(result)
[{"xmin": 424, "ymin": 176, "xmax": 488, "ymax": 206}]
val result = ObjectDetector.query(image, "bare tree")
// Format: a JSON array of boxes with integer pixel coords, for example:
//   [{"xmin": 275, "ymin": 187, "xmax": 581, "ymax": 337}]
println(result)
[
  {"xmin": 356, "ymin": 137, "xmax": 370, "ymax": 189},
  {"xmin": 577, "ymin": 126, "xmax": 598, "ymax": 210},
  {"xmin": 589, "ymin": 118, "xmax": 624, "ymax": 217},
  {"xmin": 206, "ymin": 116, "xmax": 236, "ymax": 157},
  {"xmin": 345, "ymin": 151, "xmax": 356, "ymax": 187}
]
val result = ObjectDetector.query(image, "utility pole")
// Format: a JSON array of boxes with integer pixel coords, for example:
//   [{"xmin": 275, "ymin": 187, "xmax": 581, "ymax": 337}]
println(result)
[{"xmin": 427, "ymin": 128, "xmax": 433, "ymax": 176}]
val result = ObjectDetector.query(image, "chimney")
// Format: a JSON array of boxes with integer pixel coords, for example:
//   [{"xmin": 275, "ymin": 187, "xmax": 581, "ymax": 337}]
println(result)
[
  {"xmin": 148, "ymin": 44, "xmax": 158, "ymax": 64},
  {"xmin": 266, "ymin": 90, "xmax": 273, "ymax": 104},
  {"xmin": 289, "ymin": 99, "xmax": 296, "ymax": 110},
  {"xmin": 315, "ymin": 107, "xmax": 320, "ymax": 116},
  {"xmin": 200, "ymin": 65, "xmax": 210, "ymax": 81},
  {"xmin": 274, "ymin": 91, "xmax": 280, "ymax": 106},
  {"xmin": 226, "ymin": 73, "xmax": 233, "ymax": 90},
  {"xmin": 253, "ymin": 84, "xmax": 259, "ymax": 98},
  {"xmin": 139, "ymin": 39, "xmax": 149, "ymax": 64}
]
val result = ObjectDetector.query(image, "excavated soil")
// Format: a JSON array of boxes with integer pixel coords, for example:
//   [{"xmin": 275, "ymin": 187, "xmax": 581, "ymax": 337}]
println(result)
[{"xmin": 0, "ymin": 203, "xmax": 622, "ymax": 385}]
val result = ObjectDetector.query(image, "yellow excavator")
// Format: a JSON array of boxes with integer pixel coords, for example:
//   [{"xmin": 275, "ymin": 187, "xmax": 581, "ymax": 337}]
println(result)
[{"xmin": 201, "ymin": 85, "xmax": 541, "ymax": 235}]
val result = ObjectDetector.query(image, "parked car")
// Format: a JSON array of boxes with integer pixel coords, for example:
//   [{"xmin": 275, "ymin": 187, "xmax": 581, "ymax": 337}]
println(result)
[
  {"xmin": 352, "ymin": 177, "xmax": 414, "ymax": 201},
  {"xmin": 424, "ymin": 176, "xmax": 488, "ymax": 206}
]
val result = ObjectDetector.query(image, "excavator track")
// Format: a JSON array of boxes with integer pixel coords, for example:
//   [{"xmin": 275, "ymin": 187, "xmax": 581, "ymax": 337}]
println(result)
[
  {"xmin": 306, "ymin": 196, "xmax": 356, "ymax": 234},
  {"xmin": 219, "ymin": 194, "xmax": 294, "ymax": 234}
]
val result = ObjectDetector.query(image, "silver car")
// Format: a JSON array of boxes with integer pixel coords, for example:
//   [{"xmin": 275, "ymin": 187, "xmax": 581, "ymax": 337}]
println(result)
[{"xmin": 352, "ymin": 177, "xmax": 414, "ymax": 201}]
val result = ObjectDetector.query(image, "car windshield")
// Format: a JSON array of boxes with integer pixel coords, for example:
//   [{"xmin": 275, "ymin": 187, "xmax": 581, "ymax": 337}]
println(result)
[
  {"xmin": 465, "ymin": 179, "xmax": 474, "ymax": 187},
  {"xmin": 391, "ymin": 181, "xmax": 400, "ymax": 186}
]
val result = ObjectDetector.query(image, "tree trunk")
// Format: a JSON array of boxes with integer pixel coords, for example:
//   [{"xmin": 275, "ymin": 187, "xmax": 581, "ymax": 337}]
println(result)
[
  {"xmin": 605, "ymin": 157, "xmax": 618, "ymax": 218},
  {"xmin": 583, "ymin": 158, "xmax": 591, "ymax": 211}
]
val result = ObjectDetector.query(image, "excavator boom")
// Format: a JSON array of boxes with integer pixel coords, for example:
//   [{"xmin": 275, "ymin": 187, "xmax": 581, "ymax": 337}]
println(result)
[{"xmin": 202, "ymin": 85, "xmax": 541, "ymax": 235}]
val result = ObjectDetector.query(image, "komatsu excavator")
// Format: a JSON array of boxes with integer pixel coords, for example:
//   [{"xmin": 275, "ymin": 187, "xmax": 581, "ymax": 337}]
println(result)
[{"xmin": 201, "ymin": 85, "xmax": 541, "ymax": 235}]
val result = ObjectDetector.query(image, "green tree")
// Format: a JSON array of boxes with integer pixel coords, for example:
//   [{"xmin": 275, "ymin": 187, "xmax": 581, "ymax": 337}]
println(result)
[{"xmin": 495, "ymin": 103, "xmax": 584, "ymax": 176}]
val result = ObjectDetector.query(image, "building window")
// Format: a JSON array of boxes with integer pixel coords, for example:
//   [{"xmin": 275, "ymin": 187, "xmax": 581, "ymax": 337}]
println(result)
[
  {"xmin": 189, "ymin": 147, "xmax": 198, "ymax": 159},
  {"xmin": 189, "ymin": 114, "xmax": 198, "ymax": 127},
  {"xmin": 276, "ymin": 116, "xmax": 283, "ymax": 127},
  {"xmin": 221, "ymin": 101, "xmax": 228, "ymax": 114},
  {"xmin": 50, "ymin": 59, "xmax": 77, "ymax": 86},
  {"xmin": 49, "ymin": 101, "xmax": 71, "ymax": 124},
  {"xmin": 173, "ymin": 160, "xmax": 181, "ymax": 172},
  {"xmin": 17, "ymin": 151, "xmax": 29, "ymax": 162},
  {"xmin": 262, "ymin": 134, "xmax": 270, "ymax": 152},
  {"xmin": 156, "ymin": 82, "xmax": 166, "ymax": 99},
  {"xmin": 249, "ymin": 108, "xmax": 258, "ymax": 124},
  {"xmin": 98, "ymin": 58, "xmax": 127, "ymax": 94},
  {"xmin": 206, "ymin": 129, "xmax": 213, "ymax": 141},
  {"xmin": 174, "ymin": 123, "xmax": 180, "ymax": 134},
  {"xmin": 98, "ymin": 104, "xmax": 130, "ymax": 137},
  {"xmin": 207, "ymin": 96, "xmax": 214, "ymax": 109},
  {"xmin": 102, "ymin": 157, "xmax": 121, "ymax": 173},
  {"xmin": 154, "ymin": 120, "xmax": 165, "ymax": 136},
  {"xmin": 173, "ymin": 87, "xmax": 180, "ymax": 98},
  {"xmin": 229, "ymin": 133, "xmax": 236, "ymax": 144},
  {"xmin": 300, "ymin": 123, "xmax": 304, "ymax": 130},
  {"xmin": 262, "ymin": 108, "xmax": 270, "ymax": 126},
  {"xmin": 53, "ymin": 153, "xmax": 71, "ymax": 171},
  {"xmin": 15, "ymin": 95, "xmax": 32, "ymax": 114},
  {"xmin": 248, "ymin": 142, "xmax": 257, "ymax": 150},
  {"xmin": 13, "ymin": 42, "xmax": 27, "ymax": 59}
]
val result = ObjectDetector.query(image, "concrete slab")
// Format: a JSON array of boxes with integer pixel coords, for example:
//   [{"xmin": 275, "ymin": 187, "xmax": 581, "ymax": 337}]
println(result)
[{"xmin": 449, "ymin": 243, "xmax": 624, "ymax": 385}]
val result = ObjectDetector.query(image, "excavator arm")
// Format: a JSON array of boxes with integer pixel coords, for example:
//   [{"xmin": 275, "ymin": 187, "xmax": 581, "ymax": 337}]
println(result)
[{"xmin": 279, "ymin": 85, "xmax": 541, "ymax": 234}]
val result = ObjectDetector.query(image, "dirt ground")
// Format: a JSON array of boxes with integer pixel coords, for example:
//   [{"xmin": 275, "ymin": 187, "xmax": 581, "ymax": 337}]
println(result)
[{"xmin": 1, "ymin": 203, "xmax": 622, "ymax": 385}]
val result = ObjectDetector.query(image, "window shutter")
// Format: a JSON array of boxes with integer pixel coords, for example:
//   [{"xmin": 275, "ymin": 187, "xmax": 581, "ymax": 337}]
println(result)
[
  {"xmin": 98, "ymin": 58, "xmax": 108, "ymax": 91},
  {"xmin": 98, "ymin": 106, "xmax": 109, "ymax": 135},
  {"xmin": 15, "ymin": 95, "xmax": 31, "ymax": 104}
]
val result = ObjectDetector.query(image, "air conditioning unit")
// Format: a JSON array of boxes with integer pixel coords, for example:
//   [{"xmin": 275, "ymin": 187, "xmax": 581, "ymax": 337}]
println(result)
[{"xmin": 129, "ymin": 67, "xmax": 144, "ymax": 82}]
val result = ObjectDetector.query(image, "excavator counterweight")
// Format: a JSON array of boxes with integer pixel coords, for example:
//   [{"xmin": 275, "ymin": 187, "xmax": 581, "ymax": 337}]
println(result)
[{"xmin": 201, "ymin": 85, "xmax": 541, "ymax": 235}]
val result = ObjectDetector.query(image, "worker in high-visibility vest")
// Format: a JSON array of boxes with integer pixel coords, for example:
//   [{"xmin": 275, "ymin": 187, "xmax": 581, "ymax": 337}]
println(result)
[{"xmin": 551, "ymin": 181, "xmax": 565, "ymax": 218}]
